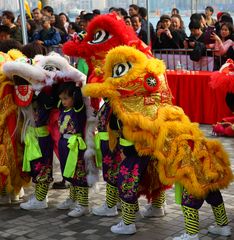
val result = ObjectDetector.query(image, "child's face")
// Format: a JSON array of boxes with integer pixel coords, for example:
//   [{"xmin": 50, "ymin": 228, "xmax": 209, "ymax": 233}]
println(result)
[{"xmin": 59, "ymin": 92, "xmax": 74, "ymax": 109}]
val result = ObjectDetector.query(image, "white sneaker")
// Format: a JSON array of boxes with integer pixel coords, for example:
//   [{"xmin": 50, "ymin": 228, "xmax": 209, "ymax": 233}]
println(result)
[
  {"xmin": 111, "ymin": 220, "xmax": 136, "ymax": 235},
  {"xmin": 92, "ymin": 202, "xmax": 118, "ymax": 217},
  {"xmin": 208, "ymin": 225, "xmax": 231, "ymax": 236},
  {"xmin": 20, "ymin": 195, "xmax": 48, "ymax": 210},
  {"xmin": 173, "ymin": 233, "xmax": 199, "ymax": 240},
  {"xmin": 141, "ymin": 204, "xmax": 165, "ymax": 217},
  {"xmin": 57, "ymin": 198, "xmax": 75, "ymax": 210},
  {"xmin": 0, "ymin": 195, "xmax": 11, "ymax": 204},
  {"xmin": 67, "ymin": 204, "xmax": 89, "ymax": 217}
]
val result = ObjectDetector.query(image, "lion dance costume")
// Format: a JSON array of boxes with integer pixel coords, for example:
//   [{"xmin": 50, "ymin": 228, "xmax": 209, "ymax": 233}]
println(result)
[
  {"xmin": 3, "ymin": 53, "xmax": 96, "ymax": 210},
  {"xmin": 0, "ymin": 50, "xmax": 30, "ymax": 204},
  {"xmin": 83, "ymin": 46, "xmax": 233, "ymax": 237},
  {"xmin": 210, "ymin": 59, "xmax": 234, "ymax": 137},
  {"xmin": 63, "ymin": 13, "xmax": 167, "ymax": 218}
]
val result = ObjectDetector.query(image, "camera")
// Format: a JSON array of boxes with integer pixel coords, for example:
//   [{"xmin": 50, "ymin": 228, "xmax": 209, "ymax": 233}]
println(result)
[{"xmin": 204, "ymin": 26, "xmax": 216, "ymax": 44}]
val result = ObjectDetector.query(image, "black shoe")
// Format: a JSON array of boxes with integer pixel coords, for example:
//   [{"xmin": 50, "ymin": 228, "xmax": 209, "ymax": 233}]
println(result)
[{"xmin": 52, "ymin": 181, "xmax": 69, "ymax": 189}]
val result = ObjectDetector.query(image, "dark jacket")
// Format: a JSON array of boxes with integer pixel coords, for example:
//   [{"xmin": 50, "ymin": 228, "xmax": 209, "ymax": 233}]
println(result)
[
  {"xmin": 138, "ymin": 28, "xmax": 148, "ymax": 45},
  {"xmin": 33, "ymin": 27, "xmax": 61, "ymax": 46},
  {"xmin": 10, "ymin": 25, "xmax": 23, "ymax": 43},
  {"xmin": 141, "ymin": 19, "xmax": 155, "ymax": 45},
  {"xmin": 188, "ymin": 32, "xmax": 206, "ymax": 62},
  {"xmin": 154, "ymin": 29, "xmax": 187, "ymax": 49}
]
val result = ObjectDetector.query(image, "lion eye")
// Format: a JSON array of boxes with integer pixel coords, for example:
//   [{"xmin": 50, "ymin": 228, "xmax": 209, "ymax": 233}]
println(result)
[
  {"xmin": 112, "ymin": 62, "xmax": 132, "ymax": 78},
  {"xmin": 90, "ymin": 30, "xmax": 111, "ymax": 44},
  {"xmin": 43, "ymin": 65, "xmax": 59, "ymax": 72}
]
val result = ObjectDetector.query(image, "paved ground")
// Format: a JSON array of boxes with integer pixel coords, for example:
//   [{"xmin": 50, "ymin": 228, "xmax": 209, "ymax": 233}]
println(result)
[{"xmin": 0, "ymin": 125, "xmax": 233, "ymax": 240}]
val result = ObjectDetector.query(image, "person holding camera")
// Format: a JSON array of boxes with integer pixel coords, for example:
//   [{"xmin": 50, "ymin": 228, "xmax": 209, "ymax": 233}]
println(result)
[
  {"xmin": 207, "ymin": 22, "xmax": 234, "ymax": 70},
  {"xmin": 154, "ymin": 14, "xmax": 186, "ymax": 50},
  {"xmin": 184, "ymin": 21, "xmax": 207, "ymax": 62}
]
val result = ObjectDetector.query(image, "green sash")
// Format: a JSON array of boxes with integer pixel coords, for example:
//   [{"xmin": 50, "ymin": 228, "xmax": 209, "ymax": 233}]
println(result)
[
  {"xmin": 119, "ymin": 137, "xmax": 134, "ymax": 147},
  {"xmin": 63, "ymin": 134, "xmax": 86, "ymax": 178},
  {"xmin": 94, "ymin": 132, "xmax": 109, "ymax": 168},
  {"xmin": 175, "ymin": 182, "xmax": 183, "ymax": 204},
  {"xmin": 23, "ymin": 126, "xmax": 49, "ymax": 172}
]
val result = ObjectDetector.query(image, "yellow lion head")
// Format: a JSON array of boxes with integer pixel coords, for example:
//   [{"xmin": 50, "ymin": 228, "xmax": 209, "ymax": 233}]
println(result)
[{"xmin": 83, "ymin": 46, "xmax": 172, "ymax": 118}]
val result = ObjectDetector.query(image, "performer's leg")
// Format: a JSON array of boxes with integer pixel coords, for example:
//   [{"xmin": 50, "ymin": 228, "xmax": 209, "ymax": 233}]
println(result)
[
  {"xmin": 92, "ymin": 141, "xmax": 120, "ymax": 216},
  {"xmin": 57, "ymin": 138, "xmax": 77, "ymax": 210},
  {"xmin": 152, "ymin": 191, "xmax": 166, "ymax": 209},
  {"xmin": 111, "ymin": 152, "xmax": 149, "ymax": 234},
  {"xmin": 182, "ymin": 205, "xmax": 199, "ymax": 236},
  {"xmin": 173, "ymin": 189, "xmax": 203, "ymax": 240},
  {"xmin": 20, "ymin": 182, "xmax": 49, "ymax": 210},
  {"xmin": 20, "ymin": 135, "xmax": 53, "ymax": 210},
  {"xmin": 111, "ymin": 201, "xmax": 138, "ymax": 235},
  {"xmin": 92, "ymin": 182, "xmax": 119, "ymax": 217},
  {"xmin": 141, "ymin": 191, "xmax": 166, "ymax": 217},
  {"xmin": 35, "ymin": 182, "xmax": 49, "ymax": 201},
  {"xmin": 57, "ymin": 184, "xmax": 76, "ymax": 209},
  {"xmin": 206, "ymin": 190, "xmax": 231, "ymax": 236},
  {"xmin": 74, "ymin": 186, "xmax": 89, "ymax": 207},
  {"xmin": 106, "ymin": 183, "xmax": 118, "ymax": 208},
  {"xmin": 121, "ymin": 200, "xmax": 138, "ymax": 225},
  {"xmin": 67, "ymin": 185, "xmax": 89, "ymax": 218},
  {"xmin": 67, "ymin": 152, "xmax": 89, "ymax": 218},
  {"xmin": 69, "ymin": 185, "xmax": 76, "ymax": 201}
]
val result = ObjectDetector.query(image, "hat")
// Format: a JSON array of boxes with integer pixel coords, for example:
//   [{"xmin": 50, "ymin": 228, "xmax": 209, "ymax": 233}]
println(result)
[
  {"xmin": 217, "ymin": 12, "xmax": 223, "ymax": 20},
  {"xmin": 160, "ymin": 14, "xmax": 171, "ymax": 22}
]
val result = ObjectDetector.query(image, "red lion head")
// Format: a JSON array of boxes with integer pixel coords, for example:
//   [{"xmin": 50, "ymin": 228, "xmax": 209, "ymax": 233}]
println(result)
[{"xmin": 63, "ymin": 13, "xmax": 152, "ymax": 74}]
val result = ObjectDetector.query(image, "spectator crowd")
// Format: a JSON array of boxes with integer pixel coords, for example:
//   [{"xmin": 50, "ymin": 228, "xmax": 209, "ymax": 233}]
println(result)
[{"xmin": 0, "ymin": 4, "xmax": 233, "ymax": 70}]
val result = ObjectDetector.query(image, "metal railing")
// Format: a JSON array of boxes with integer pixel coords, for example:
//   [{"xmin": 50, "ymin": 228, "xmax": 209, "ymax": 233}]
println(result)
[
  {"xmin": 46, "ymin": 45, "xmax": 222, "ymax": 72},
  {"xmin": 153, "ymin": 49, "xmax": 220, "ymax": 71}
]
